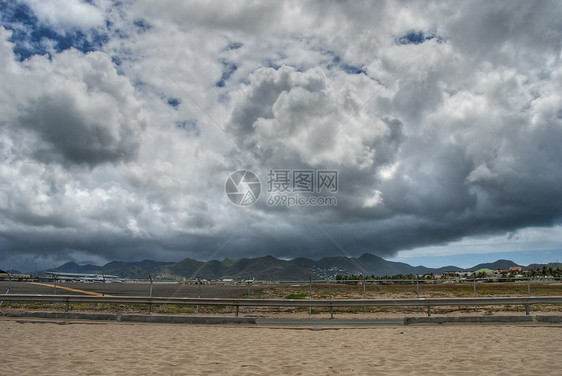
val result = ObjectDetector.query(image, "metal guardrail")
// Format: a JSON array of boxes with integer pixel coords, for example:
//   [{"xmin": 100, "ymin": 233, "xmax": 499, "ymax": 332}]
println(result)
[
  {"xmin": 0, "ymin": 288, "xmax": 9, "ymax": 307},
  {"xmin": 1, "ymin": 294, "xmax": 561, "ymax": 317}
]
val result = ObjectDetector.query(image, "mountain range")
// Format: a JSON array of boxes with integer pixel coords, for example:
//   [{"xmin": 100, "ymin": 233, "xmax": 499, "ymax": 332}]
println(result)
[{"xmin": 45, "ymin": 254, "xmax": 562, "ymax": 281}]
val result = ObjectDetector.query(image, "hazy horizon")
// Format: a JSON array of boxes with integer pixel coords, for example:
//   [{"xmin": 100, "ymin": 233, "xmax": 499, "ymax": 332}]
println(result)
[{"xmin": 9, "ymin": 250, "xmax": 561, "ymax": 274}]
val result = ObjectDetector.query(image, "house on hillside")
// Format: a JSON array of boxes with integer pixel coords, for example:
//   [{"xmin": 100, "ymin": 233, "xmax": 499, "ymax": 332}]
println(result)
[{"xmin": 509, "ymin": 266, "xmax": 522, "ymax": 272}]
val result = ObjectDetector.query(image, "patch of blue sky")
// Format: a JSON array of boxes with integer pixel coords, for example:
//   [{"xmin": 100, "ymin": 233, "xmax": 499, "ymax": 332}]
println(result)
[
  {"xmin": 341, "ymin": 63, "xmax": 366, "ymax": 75},
  {"xmin": 176, "ymin": 120, "xmax": 200, "ymax": 136},
  {"xmin": 167, "ymin": 97, "xmax": 181, "ymax": 108},
  {"xmin": 325, "ymin": 54, "xmax": 366, "ymax": 75},
  {"xmin": 131, "ymin": 80, "xmax": 152, "ymax": 96},
  {"xmin": 110, "ymin": 55, "xmax": 130, "ymax": 76},
  {"xmin": 397, "ymin": 31, "xmax": 443, "ymax": 45},
  {"xmin": 265, "ymin": 59, "xmax": 281, "ymax": 70},
  {"xmin": 0, "ymin": 0, "xmax": 107, "ymax": 61},
  {"xmin": 132, "ymin": 19, "xmax": 151, "ymax": 33},
  {"xmin": 389, "ymin": 249, "xmax": 562, "ymax": 269},
  {"xmin": 215, "ymin": 59, "xmax": 238, "ymax": 87},
  {"xmin": 111, "ymin": 55, "xmax": 122, "ymax": 66},
  {"xmin": 225, "ymin": 41, "xmax": 243, "ymax": 51}
]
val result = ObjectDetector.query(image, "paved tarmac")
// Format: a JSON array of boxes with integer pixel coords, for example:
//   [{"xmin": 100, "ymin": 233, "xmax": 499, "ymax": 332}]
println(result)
[{"xmin": 0, "ymin": 281, "xmax": 261, "ymax": 298}]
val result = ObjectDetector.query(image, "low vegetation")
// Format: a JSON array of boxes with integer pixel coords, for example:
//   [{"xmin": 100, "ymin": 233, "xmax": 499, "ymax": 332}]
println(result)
[{"xmin": 2, "ymin": 280, "xmax": 560, "ymax": 317}]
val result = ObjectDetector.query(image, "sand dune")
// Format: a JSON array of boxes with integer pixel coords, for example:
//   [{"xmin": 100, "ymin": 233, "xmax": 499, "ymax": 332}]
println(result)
[{"xmin": 1, "ymin": 319, "xmax": 560, "ymax": 375}]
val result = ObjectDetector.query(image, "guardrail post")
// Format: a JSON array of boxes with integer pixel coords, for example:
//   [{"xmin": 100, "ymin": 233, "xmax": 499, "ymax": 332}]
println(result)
[
  {"xmin": 328, "ymin": 279, "xmax": 333, "ymax": 319},
  {"xmin": 309, "ymin": 276, "xmax": 312, "ymax": 315},
  {"xmin": 147, "ymin": 299, "xmax": 152, "ymax": 315},
  {"xmin": 65, "ymin": 299, "xmax": 69, "ymax": 313},
  {"xmin": 0, "ymin": 287, "xmax": 9, "ymax": 307},
  {"xmin": 247, "ymin": 282, "xmax": 251, "ymax": 314},
  {"xmin": 525, "ymin": 304, "xmax": 530, "ymax": 316},
  {"xmin": 196, "ymin": 277, "xmax": 201, "ymax": 314},
  {"xmin": 235, "ymin": 305, "xmax": 239, "ymax": 317},
  {"xmin": 527, "ymin": 278, "xmax": 531, "ymax": 296},
  {"xmin": 473, "ymin": 277, "xmax": 478, "ymax": 312},
  {"xmin": 427, "ymin": 304, "xmax": 431, "ymax": 317},
  {"xmin": 363, "ymin": 278, "xmax": 366, "ymax": 313}
]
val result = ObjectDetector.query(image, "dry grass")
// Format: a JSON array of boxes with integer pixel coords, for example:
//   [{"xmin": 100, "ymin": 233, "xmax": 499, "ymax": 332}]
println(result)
[
  {"xmin": 256, "ymin": 281, "xmax": 562, "ymax": 299},
  {"xmin": 2, "ymin": 281, "xmax": 560, "ymax": 317}
]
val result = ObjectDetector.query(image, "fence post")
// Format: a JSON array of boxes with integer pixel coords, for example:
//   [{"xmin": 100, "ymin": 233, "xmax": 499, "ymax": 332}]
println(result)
[
  {"xmin": 195, "ymin": 275, "xmax": 201, "ymax": 314},
  {"xmin": 472, "ymin": 274, "xmax": 478, "ymax": 312},
  {"xmin": 416, "ymin": 279, "xmax": 420, "ymax": 299},
  {"xmin": 52, "ymin": 278, "xmax": 57, "ymax": 310},
  {"xmin": 148, "ymin": 274, "xmax": 154, "ymax": 315},
  {"xmin": 527, "ymin": 278, "xmax": 531, "ymax": 296},
  {"xmin": 363, "ymin": 277, "xmax": 366, "ymax": 313},
  {"xmin": 309, "ymin": 276, "xmax": 312, "ymax": 315},
  {"xmin": 328, "ymin": 279, "xmax": 333, "ymax": 319},
  {"xmin": 247, "ymin": 282, "xmax": 251, "ymax": 314},
  {"xmin": 0, "ymin": 286, "xmax": 10, "ymax": 307}
]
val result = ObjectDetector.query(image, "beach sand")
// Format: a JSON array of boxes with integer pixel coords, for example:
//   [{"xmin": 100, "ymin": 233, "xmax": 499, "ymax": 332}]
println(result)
[{"xmin": 1, "ymin": 319, "xmax": 560, "ymax": 375}]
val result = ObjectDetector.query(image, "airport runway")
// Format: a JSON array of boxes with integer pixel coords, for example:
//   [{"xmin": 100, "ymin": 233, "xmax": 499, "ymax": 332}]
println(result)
[{"xmin": 0, "ymin": 281, "xmax": 262, "ymax": 298}]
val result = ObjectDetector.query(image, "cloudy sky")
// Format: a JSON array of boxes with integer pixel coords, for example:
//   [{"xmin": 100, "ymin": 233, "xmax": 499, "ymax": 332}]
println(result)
[{"xmin": 1, "ymin": 0, "xmax": 561, "ymax": 272}]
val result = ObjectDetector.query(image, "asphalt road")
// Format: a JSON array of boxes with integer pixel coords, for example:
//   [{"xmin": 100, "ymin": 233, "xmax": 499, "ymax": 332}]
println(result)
[{"xmin": 0, "ymin": 281, "xmax": 262, "ymax": 298}]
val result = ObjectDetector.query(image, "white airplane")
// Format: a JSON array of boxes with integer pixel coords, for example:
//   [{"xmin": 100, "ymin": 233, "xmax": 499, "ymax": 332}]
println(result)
[{"xmin": 45, "ymin": 272, "xmax": 122, "ymax": 283}]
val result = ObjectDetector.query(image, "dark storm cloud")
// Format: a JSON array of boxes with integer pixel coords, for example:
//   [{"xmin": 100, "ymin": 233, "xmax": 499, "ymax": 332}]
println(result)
[
  {"xmin": 20, "ymin": 93, "xmax": 140, "ymax": 166},
  {"xmin": 3, "ymin": 46, "xmax": 146, "ymax": 167},
  {"xmin": 1, "ymin": 0, "xmax": 562, "ymax": 272}
]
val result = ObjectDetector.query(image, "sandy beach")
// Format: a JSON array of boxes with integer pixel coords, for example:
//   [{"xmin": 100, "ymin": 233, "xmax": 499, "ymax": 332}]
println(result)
[{"xmin": 1, "ymin": 318, "xmax": 560, "ymax": 375}]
